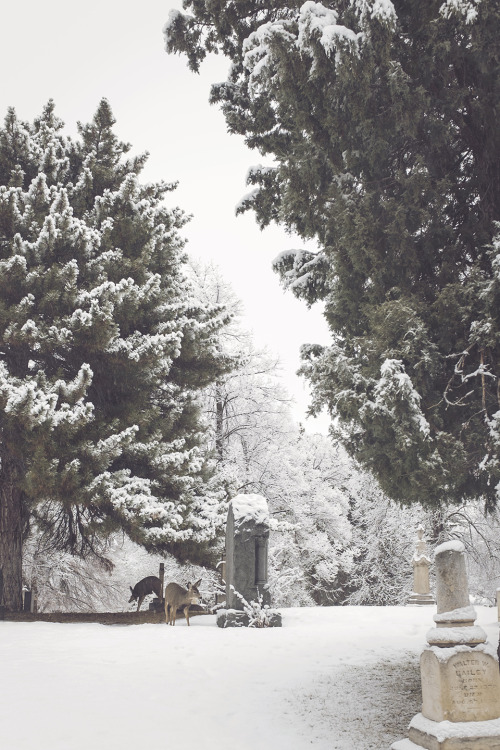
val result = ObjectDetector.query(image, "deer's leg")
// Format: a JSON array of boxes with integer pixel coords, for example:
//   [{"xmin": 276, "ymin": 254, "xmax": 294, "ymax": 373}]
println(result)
[
  {"xmin": 184, "ymin": 605, "xmax": 190, "ymax": 626},
  {"xmin": 137, "ymin": 596, "xmax": 144, "ymax": 612}
]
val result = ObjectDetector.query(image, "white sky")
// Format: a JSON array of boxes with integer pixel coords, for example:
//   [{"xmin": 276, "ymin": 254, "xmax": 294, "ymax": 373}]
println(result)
[{"xmin": 0, "ymin": 1, "xmax": 331, "ymax": 430}]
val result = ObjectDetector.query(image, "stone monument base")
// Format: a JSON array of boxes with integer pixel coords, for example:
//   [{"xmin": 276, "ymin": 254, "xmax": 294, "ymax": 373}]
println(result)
[
  {"xmin": 216, "ymin": 608, "xmax": 282, "ymax": 628},
  {"xmin": 420, "ymin": 643, "xmax": 500, "ymax": 723},
  {"xmin": 216, "ymin": 609, "xmax": 250, "ymax": 628},
  {"xmin": 391, "ymin": 713, "xmax": 500, "ymax": 750},
  {"xmin": 408, "ymin": 593, "xmax": 436, "ymax": 606},
  {"xmin": 148, "ymin": 597, "xmax": 164, "ymax": 612}
]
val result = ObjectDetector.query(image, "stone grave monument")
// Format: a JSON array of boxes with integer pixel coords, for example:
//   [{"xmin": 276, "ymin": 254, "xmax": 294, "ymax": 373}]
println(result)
[
  {"xmin": 216, "ymin": 493, "xmax": 281, "ymax": 627},
  {"xmin": 408, "ymin": 525, "xmax": 435, "ymax": 606},
  {"xmin": 392, "ymin": 540, "xmax": 500, "ymax": 750}
]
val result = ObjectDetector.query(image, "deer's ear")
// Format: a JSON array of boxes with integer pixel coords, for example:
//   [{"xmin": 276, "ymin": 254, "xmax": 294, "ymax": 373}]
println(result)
[
  {"xmin": 130, "ymin": 586, "xmax": 134, "ymax": 594},
  {"xmin": 194, "ymin": 579, "xmax": 202, "ymax": 588}
]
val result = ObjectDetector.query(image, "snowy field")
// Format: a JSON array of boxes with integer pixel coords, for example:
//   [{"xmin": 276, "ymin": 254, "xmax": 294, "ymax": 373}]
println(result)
[{"xmin": 1, "ymin": 605, "xmax": 498, "ymax": 750}]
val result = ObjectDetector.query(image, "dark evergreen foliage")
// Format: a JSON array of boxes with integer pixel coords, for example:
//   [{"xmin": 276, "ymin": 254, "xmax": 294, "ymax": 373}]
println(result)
[{"xmin": 166, "ymin": 0, "xmax": 500, "ymax": 509}]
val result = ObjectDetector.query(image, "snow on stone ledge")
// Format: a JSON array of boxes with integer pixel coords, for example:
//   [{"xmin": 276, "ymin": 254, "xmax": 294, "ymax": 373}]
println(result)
[
  {"xmin": 410, "ymin": 712, "xmax": 500, "ymax": 741},
  {"xmin": 433, "ymin": 605, "xmax": 476, "ymax": 623},
  {"xmin": 391, "ymin": 740, "xmax": 416, "ymax": 750},
  {"xmin": 413, "ymin": 552, "xmax": 431, "ymax": 563},
  {"xmin": 426, "ymin": 625, "xmax": 486, "ymax": 646},
  {"xmin": 423, "ymin": 642, "xmax": 498, "ymax": 663},
  {"xmin": 435, "ymin": 539, "xmax": 465, "ymax": 555},
  {"xmin": 231, "ymin": 494, "xmax": 269, "ymax": 527}
]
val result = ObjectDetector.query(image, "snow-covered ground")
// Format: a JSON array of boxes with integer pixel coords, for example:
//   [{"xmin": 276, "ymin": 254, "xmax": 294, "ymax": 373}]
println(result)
[{"xmin": 1, "ymin": 605, "xmax": 498, "ymax": 750}]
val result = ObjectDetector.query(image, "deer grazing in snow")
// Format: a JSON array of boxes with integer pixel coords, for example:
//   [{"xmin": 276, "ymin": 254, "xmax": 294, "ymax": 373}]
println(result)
[
  {"xmin": 164, "ymin": 580, "xmax": 202, "ymax": 626},
  {"xmin": 128, "ymin": 576, "xmax": 162, "ymax": 612}
]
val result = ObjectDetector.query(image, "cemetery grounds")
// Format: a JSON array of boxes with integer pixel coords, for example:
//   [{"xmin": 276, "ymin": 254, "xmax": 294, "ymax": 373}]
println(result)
[{"xmin": 0, "ymin": 604, "xmax": 498, "ymax": 750}]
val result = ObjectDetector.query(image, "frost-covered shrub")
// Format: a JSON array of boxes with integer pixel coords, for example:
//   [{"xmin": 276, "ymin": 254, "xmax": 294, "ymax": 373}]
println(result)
[
  {"xmin": 227, "ymin": 587, "xmax": 281, "ymax": 627},
  {"xmin": 344, "ymin": 487, "xmax": 424, "ymax": 606}
]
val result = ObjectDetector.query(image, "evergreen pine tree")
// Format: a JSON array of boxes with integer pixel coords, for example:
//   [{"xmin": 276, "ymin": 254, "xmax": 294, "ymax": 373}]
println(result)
[
  {"xmin": 0, "ymin": 100, "xmax": 230, "ymax": 610},
  {"xmin": 165, "ymin": 0, "xmax": 500, "ymax": 510}
]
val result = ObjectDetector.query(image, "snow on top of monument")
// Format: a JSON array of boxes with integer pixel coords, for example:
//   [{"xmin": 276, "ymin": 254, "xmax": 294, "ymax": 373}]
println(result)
[
  {"xmin": 426, "ymin": 625, "xmax": 486, "ymax": 646},
  {"xmin": 410, "ymin": 712, "xmax": 500, "ymax": 741},
  {"xmin": 231, "ymin": 493, "xmax": 269, "ymax": 525},
  {"xmin": 433, "ymin": 605, "xmax": 476, "ymax": 623},
  {"xmin": 424, "ymin": 640, "xmax": 498, "ymax": 663},
  {"xmin": 413, "ymin": 551, "xmax": 431, "ymax": 563},
  {"xmin": 435, "ymin": 539, "xmax": 465, "ymax": 555}
]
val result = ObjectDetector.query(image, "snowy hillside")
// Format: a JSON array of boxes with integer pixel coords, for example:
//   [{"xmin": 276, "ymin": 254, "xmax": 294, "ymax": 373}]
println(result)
[{"xmin": 1, "ymin": 605, "xmax": 498, "ymax": 750}]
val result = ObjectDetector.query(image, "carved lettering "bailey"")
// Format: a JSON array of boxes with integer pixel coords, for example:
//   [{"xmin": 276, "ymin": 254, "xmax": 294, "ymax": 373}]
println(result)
[
  {"xmin": 448, "ymin": 654, "xmax": 497, "ymax": 715},
  {"xmin": 421, "ymin": 647, "xmax": 500, "ymax": 723},
  {"xmin": 454, "ymin": 668, "xmax": 488, "ymax": 677}
]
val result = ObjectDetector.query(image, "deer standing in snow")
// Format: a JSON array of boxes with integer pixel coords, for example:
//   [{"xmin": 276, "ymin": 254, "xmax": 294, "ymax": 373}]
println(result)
[
  {"xmin": 164, "ymin": 580, "xmax": 201, "ymax": 625},
  {"xmin": 128, "ymin": 576, "xmax": 162, "ymax": 612}
]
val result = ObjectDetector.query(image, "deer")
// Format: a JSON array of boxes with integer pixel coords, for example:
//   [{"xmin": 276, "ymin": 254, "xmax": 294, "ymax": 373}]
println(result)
[
  {"xmin": 164, "ymin": 579, "xmax": 202, "ymax": 626},
  {"xmin": 128, "ymin": 576, "xmax": 162, "ymax": 612}
]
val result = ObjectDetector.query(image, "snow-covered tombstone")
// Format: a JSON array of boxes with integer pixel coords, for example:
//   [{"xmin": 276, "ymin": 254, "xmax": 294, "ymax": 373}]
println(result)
[
  {"xmin": 392, "ymin": 541, "xmax": 500, "ymax": 750},
  {"xmin": 0, "ymin": 100, "xmax": 231, "ymax": 611},
  {"xmin": 217, "ymin": 493, "xmax": 281, "ymax": 627},
  {"xmin": 226, "ymin": 494, "xmax": 270, "ymax": 608}
]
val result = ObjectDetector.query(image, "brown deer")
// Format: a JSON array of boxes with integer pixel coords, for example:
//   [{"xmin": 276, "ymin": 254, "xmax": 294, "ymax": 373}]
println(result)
[
  {"xmin": 128, "ymin": 576, "xmax": 162, "ymax": 612},
  {"xmin": 164, "ymin": 580, "xmax": 202, "ymax": 625}
]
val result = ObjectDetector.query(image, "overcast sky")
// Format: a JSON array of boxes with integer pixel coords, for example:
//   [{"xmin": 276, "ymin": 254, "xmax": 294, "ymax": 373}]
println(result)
[{"xmin": 1, "ymin": 1, "xmax": 331, "ymax": 430}]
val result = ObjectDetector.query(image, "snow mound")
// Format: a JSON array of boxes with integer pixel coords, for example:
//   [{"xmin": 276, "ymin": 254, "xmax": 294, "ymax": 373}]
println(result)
[
  {"xmin": 426, "ymin": 625, "xmax": 486, "ymax": 646},
  {"xmin": 410, "ymin": 712, "xmax": 500, "ymax": 741},
  {"xmin": 433, "ymin": 605, "xmax": 476, "ymax": 623},
  {"xmin": 435, "ymin": 539, "xmax": 465, "ymax": 555},
  {"xmin": 231, "ymin": 493, "xmax": 269, "ymax": 526},
  {"xmin": 424, "ymin": 641, "xmax": 498, "ymax": 663}
]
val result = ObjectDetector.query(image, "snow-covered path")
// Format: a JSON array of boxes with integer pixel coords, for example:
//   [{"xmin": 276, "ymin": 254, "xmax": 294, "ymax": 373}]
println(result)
[{"xmin": 1, "ymin": 606, "xmax": 498, "ymax": 750}]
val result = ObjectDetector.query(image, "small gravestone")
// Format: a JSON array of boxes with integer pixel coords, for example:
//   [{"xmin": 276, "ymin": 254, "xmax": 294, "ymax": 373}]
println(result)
[
  {"xmin": 392, "ymin": 540, "xmax": 500, "ymax": 750},
  {"xmin": 217, "ymin": 494, "xmax": 281, "ymax": 628},
  {"xmin": 148, "ymin": 562, "xmax": 165, "ymax": 612},
  {"xmin": 408, "ymin": 526, "xmax": 435, "ymax": 606}
]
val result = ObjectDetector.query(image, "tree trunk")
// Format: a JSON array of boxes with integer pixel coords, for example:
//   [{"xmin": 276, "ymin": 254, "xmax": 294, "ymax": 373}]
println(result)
[
  {"xmin": 215, "ymin": 383, "xmax": 225, "ymax": 462},
  {"xmin": 0, "ymin": 460, "xmax": 24, "ymax": 612}
]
